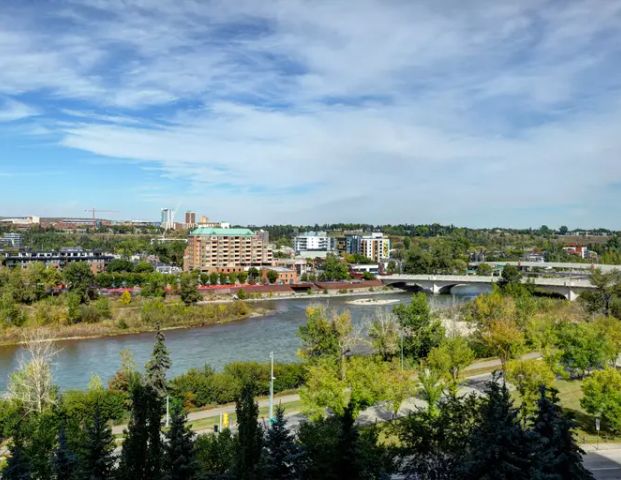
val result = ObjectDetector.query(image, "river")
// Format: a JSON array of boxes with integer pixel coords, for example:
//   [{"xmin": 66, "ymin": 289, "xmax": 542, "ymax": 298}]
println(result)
[{"xmin": 0, "ymin": 287, "xmax": 489, "ymax": 391}]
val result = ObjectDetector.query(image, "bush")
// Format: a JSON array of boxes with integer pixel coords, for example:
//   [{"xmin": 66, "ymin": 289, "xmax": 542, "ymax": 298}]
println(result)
[{"xmin": 62, "ymin": 388, "xmax": 126, "ymax": 423}]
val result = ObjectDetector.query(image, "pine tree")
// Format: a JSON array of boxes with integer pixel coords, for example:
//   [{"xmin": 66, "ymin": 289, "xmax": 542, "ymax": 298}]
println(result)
[
  {"xmin": 528, "ymin": 386, "xmax": 594, "ymax": 480},
  {"xmin": 164, "ymin": 404, "xmax": 197, "ymax": 480},
  {"xmin": 461, "ymin": 375, "xmax": 531, "ymax": 480},
  {"xmin": 118, "ymin": 383, "xmax": 151, "ymax": 480},
  {"xmin": 335, "ymin": 402, "xmax": 361, "ymax": 480},
  {"xmin": 52, "ymin": 421, "xmax": 78, "ymax": 480},
  {"xmin": 146, "ymin": 383, "xmax": 165, "ymax": 480},
  {"xmin": 145, "ymin": 324, "xmax": 172, "ymax": 398},
  {"xmin": 80, "ymin": 403, "xmax": 115, "ymax": 480},
  {"xmin": 261, "ymin": 404, "xmax": 298, "ymax": 479},
  {"xmin": 3, "ymin": 436, "xmax": 32, "ymax": 480},
  {"xmin": 235, "ymin": 383, "xmax": 263, "ymax": 480}
]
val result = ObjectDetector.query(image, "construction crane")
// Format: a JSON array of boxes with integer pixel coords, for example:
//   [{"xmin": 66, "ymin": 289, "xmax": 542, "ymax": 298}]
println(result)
[{"xmin": 84, "ymin": 208, "xmax": 119, "ymax": 225}]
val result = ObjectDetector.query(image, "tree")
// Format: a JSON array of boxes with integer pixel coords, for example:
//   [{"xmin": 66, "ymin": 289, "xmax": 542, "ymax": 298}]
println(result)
[
  {"xmin": 8, "ymin": 330, "xmax": 58, "ymax": 414},
  {"xmin": 477, "ymin": 263, "xmax": 493, "ymax": 276},
  {"xmin": 179, "ymin": 273, "xmax": 201, "ymax": 305},
  {"xmin": 134, "ymin": 261, "xmax": 155, "ymax": 273},
  {"xmin": 393, "ymin": 293, "xmax": 445, "ymax": 361},
  {"xmin": 119, "ymin": 290, "xmax": 132, "ymax": 305},
  {"xmin": 219, "ymin": 272, "xmax": 229, "ymax": 285},
  {"xmin": 261, "ymin": 404, "xmax": 298, "ymax": 479},
  {"xmin": 63, "ymin": 262, "xmax": 96, "ymax": 303},
  {"xmin": 584, "ymin": 269, "xmax": 621, "ymax": 316},
  {"xmin": 461, "ymin": 376, "xmax": 531, "ymax": 480},
  {"xmin": 322, "ymin": 254, "xmax": 349, "ymax": 281},
  {"xmin": 427, "ymin": 336, "xmax": 475, "ymax": 388},
  {"xmin": 529, "ymin": 387, "xmax": 594, "ymax": 479},
  {"xmin": 417, "ymin": 367, "xmax": 444, "ymax": 416},
  {"xmin": 581, "ymin": 367, "xmax": 621, "ymax": 433},
  {"xmin": 367, "ymin": 311, "xmax": 400, "ymax": 361},
  {"xmin": 145, "ymin": 325, "xmax": 172, "ymax": 398},
  {"xmin": 235, "ymin": 383, "xmax": 263, "ymax": 480},
  {"xmin": 505, "ymin": 359, "xmax": 555, "ymax": 416},
  {"xmin": 266, "ymin": 270, "xmax": 279, "ymax": 284},
  {"xmin": 499, "ymin": 264, "xmax": 522, "ymax": 289},
  {"xmin": 238, "ymin": 271, "xmax": 248, "ymax": 284},
  {"xmin": 141, "ymin": 273, "xmax": 167, "ymax": 298},
  {"xmin": 195, "ymin": 430, "xmax": 237, "ymax": 477},
  {"xmin": 593, "ymin": 316, "xmax": 621, "ymax": 366},
  {"xmin": 209, "ymin": 272, "xmax": 219, "ymax": 286},
  {"xmin": 106, "ymin": 259, "xmax": 134, "ymax": 273},
  {"xmin": 248, "ymin": 267, "xmax": 259, "ymax": 284},
  {"xmin": 52, "ymin": 420, "xmax": 78, "ymax": 480},
  {"xmin": 164, "ymin": 404, "xmax": 197, "ymax": 480},
  {"xmin": 3, "ymin": 435, "xmax": 32, "ymax": 480},
  {"xmin": 559, "ymin": 225, "xmax": 569, "ymax": 235},
  {"xmin": 118, "ymin": 384, "xmax": 151, "ymax": 480},
  {"xmin": 480, "ymin": 317, "xmax": 524, "ymax": 372},
  {"xmin": 556, "ymin": 322, "xmax": 609, "ymax": 377},
  {"xmin": 80, "ymin": 403, "xmax": 116, "ymax": 480}
]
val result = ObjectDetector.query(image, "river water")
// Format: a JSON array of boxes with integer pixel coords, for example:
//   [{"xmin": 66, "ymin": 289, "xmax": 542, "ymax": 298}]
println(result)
[{"xmin": 0, "ymin": 287, "xmax": 488, "ymax": 391}]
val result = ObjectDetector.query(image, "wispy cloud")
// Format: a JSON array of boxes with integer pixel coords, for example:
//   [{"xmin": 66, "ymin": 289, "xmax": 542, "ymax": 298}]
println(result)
[
  {"xmin": 1, "ymin": 0, "xmax": 621, "ymax": 225},
  {"xmin": 0, "ymin": 98, "xmax": 38, "ymax": 122}
]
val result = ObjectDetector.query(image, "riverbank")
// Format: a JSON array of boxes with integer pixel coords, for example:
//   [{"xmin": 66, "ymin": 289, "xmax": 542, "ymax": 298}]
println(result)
[{"xmin": 0, "ymin": 301, "xmax": 266, "ymax": 347}]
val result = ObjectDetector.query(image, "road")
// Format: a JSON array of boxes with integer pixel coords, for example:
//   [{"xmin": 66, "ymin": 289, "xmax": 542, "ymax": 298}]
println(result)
[{"xmin": 583, "ymin": 446, "xmax": 621, "ymax": 480}]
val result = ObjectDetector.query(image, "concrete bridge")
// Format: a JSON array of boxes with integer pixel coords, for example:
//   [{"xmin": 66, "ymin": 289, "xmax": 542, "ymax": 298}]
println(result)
[{"xmin": 380, "ymin": 274, "xmax": 595, "ymax": 301}]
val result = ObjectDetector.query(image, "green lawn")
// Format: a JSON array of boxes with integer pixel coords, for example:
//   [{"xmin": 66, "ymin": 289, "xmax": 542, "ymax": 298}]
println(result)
[{"xmin": 554, "ymin": 378, "xmax": 621, "ymax": 444}]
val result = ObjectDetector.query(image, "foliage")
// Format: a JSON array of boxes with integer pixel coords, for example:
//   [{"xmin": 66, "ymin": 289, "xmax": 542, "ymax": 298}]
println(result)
[
  {"xmin": 392, "ymin": 293, "xmax": 445, "ymax": 361},
  {"xmin": 195, "ymin": 430, "xmax": 237, "ymax": 477},
  {"xmin": 427, "ymin": 336, "xmax": 475, "ymax": 387},
  {"xmin": 145, "ymin": 325, "xmax": 172, "ymax": 397},
  {"xmin": 505, "ymin": 359, "xmax": 555, "ymax": 416},
  {"xmin": 164, "ymin": 404, "xmax": 197, "ymax": 480},
  {"xmin": 476, "ymin": 263, "xmax": 493, "ymax": 276},
  {"xmin": 179, "ymin": 273, "xmax": 202, "ymax": 305},
  {"xmin": 80, "ymin": 403, "xmax": 116, "ymax": 480},
  {"xmin": 322, "ymin": 254, "xmax": 349, "ymax": 281},
  {"xmin": 480, "ymin": 317, "xmax": 524, "ymax": 371},
  {"xmin": 261, "ymin": 404, "xmax": 299, "ymax": 479},
  {"xmin": 235, "ymin": 383, "xmax": 263, "ymax": 480},
  {"xmin": 367, "ymin": 311, "xmax": 400, "ymax": 361},
  {"xmin": 556, "ymin": 322, "xmax": 609, "ymax": 377},
  {"xmin": 581, "ymin": 367, "xmax": 621, "ymax": 433},
  {"xmin": 63, "ymin": 262, "xmax": 96, "ymax": 303}
]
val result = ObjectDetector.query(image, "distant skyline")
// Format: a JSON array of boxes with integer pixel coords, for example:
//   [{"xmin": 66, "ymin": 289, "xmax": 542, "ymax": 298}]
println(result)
[{"xmin": 1, "ymin": 1, "xmax": 621, "ymax": 228}]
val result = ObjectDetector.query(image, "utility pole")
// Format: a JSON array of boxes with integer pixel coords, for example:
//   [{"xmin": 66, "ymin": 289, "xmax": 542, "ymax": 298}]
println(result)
[
  {"xmin": 269, "ymin": 351, "xmax": 275, "ymax": 424},
  {"xmin": 165, "ymin": 394, "xmax": 170, "ymax": 428}
]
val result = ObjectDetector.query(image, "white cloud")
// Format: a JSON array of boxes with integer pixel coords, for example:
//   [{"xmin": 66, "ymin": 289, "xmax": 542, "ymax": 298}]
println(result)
[
  {"xmin": 1, "ymin": 0, "xmax": 621, "ymax": 225},
  {"xmin": 0, "ymin": 98, "xmax": 38, "ymax": 122}
]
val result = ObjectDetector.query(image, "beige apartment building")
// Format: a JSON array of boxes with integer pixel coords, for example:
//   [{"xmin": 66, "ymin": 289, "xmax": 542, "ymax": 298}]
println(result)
[{"xmin": 184, "ymin": 227, "xmax": 273, "ymax": 272}]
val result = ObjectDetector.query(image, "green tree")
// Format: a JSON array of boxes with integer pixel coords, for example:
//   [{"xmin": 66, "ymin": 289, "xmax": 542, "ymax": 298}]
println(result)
[
  {"xmin": 219, "ymin": 272, "xmax": 229, "ymax": 285},
  {"xmin": 235, "ymin": 383, "xmax": 263, "ymax": 480},
  {"xmin": 237, "ymin": 271, "xmax": 248, "ymax": 284},
  {"xmin": 556, "ymin": 322, "xmax": 609, "ymax": 377},
  {"xmin": 266, "ymin": 270, "xmax": 279, "ymax": 284},
  {"xmin": 247, "ymin": 267, "xmax": 259, "ymax": 284},
  {"xmin": 80, "ymin": 403, "xmax": 116, "ymax": 480},
  {"xmin": 529, "ymin": 387, "xmax": 594, "ymax": 479},
  {"xmin": 179, "ymin": 273, "xmax": 201, "ymax": 305},
  {"xmin": 195, "ymin": 430, "xmax": 237, "ymax": 477},
  {"xmin": 145, "ymin": 325, "xmax": 172, "ymax": 397},
  {"xmin": 480, "ymin": 317, "xmax": 524, "ymax": 372},
  {"xmin": 393, "ymin": 293, "xmax": 445, "ymax": 361},
  {"xmin": 164, "ymin": 404, "xmax": 197, "ymax": 480},
  {"xmin": 584, "ymin": 269, "xmax": 621, "ymax": 316},
  {"xmin": 261, "ymin": 404, "xmax": 298, "ymax": 479},
  {"xmin": 52, "ymin": 421, "xmax": 78, "ymax": 480},
  {"xmin": 505, "ymin": 359, "xmax": 555, "ymax": 416},
  {"xmin": 3, "ymin": 435, "xmax": 32, "ymax": 480},
  {"xmin": 106, "ymin": 259, "xmax": 134, "ymax": 273},
  {"xmin": 427, "ymin": 336, "xmax": 475, "ymax": 387},
  {"xmin": 461, "ymin": 376, "xmax": 530, "ymax": 480},
  {"xmin": 323, "ymin": 254, "xmax": 349, "ymax": 281},
  {"xmin": 134, "ymin": 261, "xmax": 155, "ymax": 273},
  {"xmin": 499, "ymin": 264, "xmax": 522, "ymax": 289},
  {"xmin": 141, "ymin": 273, "xmax": 167, "ymax": 298},
  {"xmin": 581, "ymin": 367, "xmax": 621, "ymax": 433},
  {"xmin": 63, "ymin": 262, "xmax": 96, "ymax": 303},
  {"xmin": 209, "ymin": 272, "xmax": 219, "ymax": 286},
  {"xmin": 477, "ymin": 263, "xmax": 493, "ymax": 276},
  {"xmin": 118, "ymin": 384, "xmax": 151, "ymax": 480}
]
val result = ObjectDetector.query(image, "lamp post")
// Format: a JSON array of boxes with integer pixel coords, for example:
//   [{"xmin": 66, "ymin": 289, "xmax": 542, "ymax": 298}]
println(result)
[{"xmin": 269, "ymin": 351, "xmax": 275, "ymax": 424}]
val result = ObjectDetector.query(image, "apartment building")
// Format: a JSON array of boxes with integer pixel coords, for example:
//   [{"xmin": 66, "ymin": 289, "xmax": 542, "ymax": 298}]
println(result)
[
  {"xmin": 184, "ymin": 227, "xmax": 273, "ymax": 272},
  {"xmin": 360, "ymin": 233, "xmax": 391, "ymax": 262},
  {"xmin": 4, "ymin": 248, "xmax": 113, "ymax": 273},
  {"xmin": 294, "ymin": 231, "xmax": 335, "ymax": 253}
]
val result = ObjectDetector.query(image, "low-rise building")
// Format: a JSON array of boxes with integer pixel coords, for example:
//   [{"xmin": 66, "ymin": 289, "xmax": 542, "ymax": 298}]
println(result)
[
  {"xmin": 261, "ymin": 266, "xmax": 298, "ymax": 285},
  {"xmin": 4, "ymin": 248, "xmax": 113, "ymax": 273},
  {"xmin": 184, "ymin": 226, "xmax": 273, "ymax": 273},
  {"xmin": 294, "ymin": 231, "xmax": 336, "ymax": 254},
  {"xmin": 350, "ymin": 263, "xmax": 380, "ymax": 275},
  {"xmin": 0, "ymin": 233, "xmax": 23, "ymax": 248}
]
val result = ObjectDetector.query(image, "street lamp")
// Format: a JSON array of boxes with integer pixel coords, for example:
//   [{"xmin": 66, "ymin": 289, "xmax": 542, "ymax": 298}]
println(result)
[{"xmin": 268, "ymin": 351, "xmax": 275, "ymax": 424}]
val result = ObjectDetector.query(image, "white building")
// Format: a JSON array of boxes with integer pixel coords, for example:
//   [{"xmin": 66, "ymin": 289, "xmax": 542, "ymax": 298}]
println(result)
[
  {"xmin": 360, "ymin": 233, "xmax": 391, "ymax": 262},
  {"xmin": 294, "ymin": 231, "xmax": 335, "ymax": 253},
  {"xmin": 160, "ymin": 208, "xmax": 174, "ymax": 230}
]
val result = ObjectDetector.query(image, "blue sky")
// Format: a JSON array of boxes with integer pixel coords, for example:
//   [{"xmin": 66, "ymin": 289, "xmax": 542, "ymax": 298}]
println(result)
[{"xmin": 1, "ymin": 0, "xmax": 621, "ymax": 228}]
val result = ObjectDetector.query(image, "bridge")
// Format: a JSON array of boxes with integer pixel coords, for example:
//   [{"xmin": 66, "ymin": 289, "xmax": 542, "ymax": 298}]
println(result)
[
  {"xmin": 380, "ymin": 274, "xmax": 595, "ymax": 301},
  {"xmin": 469, "ymin": 261, "xmax": 621, "ymax": 273}
]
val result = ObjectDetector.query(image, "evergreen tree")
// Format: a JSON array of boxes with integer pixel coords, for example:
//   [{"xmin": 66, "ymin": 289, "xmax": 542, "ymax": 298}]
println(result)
[
  {"xmin": 145, "ymin": 325, "xmax": 172, "ymax": 397},
  {"xmin": 461, "ymin": 375, "xmax": 531, "ymax": 480},
  {"xmin": 235, "ymin": 383, "xmax": 263, "ymax": 480},
  {"xmin": 52, "ymin": 421, "xmax": 78, "ymax": 480},
  {"xmin": 118, "ymin": 383, "xmax": 151, "ymax": 480},
  {"xmin": 335, "ymin": 402, "xmax": 361, "ymax": 479},
  {"xmin": 261, "ymin": 404, "xmax": 298, "ymax": 479},
  {"xmin": 146, "ymin": 384, "xmax": 165, "ymax": 480},
  {"xmin": 528, "ymin": 386, "xmax": 594, "ymax": 480},
  {"xmin": 80, "ymin": 403, "xmax": 115, "ymax": 480},
  {"xmin": 164, "ymin": 403, "xmax": 197, "ymax": 480},
  {"xmin": 3, "ymin": 436, "xmax": 32, "ymax": 480}
]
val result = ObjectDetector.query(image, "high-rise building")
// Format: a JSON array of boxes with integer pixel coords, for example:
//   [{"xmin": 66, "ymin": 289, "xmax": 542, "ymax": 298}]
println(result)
[
  {"xmin": 184, "ymin": 226, "xmax": 273, "ymax": 272},
  {"xmin": 184, "ymin": 211, "xmax": 196, "ymax": 228},
  {"xmin": 161, "ymin": 208, "xmax": 174, "ymax": 230}
]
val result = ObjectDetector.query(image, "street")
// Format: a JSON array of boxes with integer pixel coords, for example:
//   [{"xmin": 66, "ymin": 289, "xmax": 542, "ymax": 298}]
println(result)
[{"xmin": 583, "ymin": 447, "xmax": 621, "ymax": 480}]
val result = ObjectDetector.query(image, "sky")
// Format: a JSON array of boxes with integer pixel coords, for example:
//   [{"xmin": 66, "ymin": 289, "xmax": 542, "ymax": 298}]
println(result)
[{"xmin": 1, "ymin": 0, "xmax": 621, "ymax": 228}]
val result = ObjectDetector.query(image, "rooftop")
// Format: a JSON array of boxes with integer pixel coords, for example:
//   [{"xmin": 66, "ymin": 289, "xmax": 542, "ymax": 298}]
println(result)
[{"xmin": 190, "ymin": 227, "xmax": 255, "ymax": 237}]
